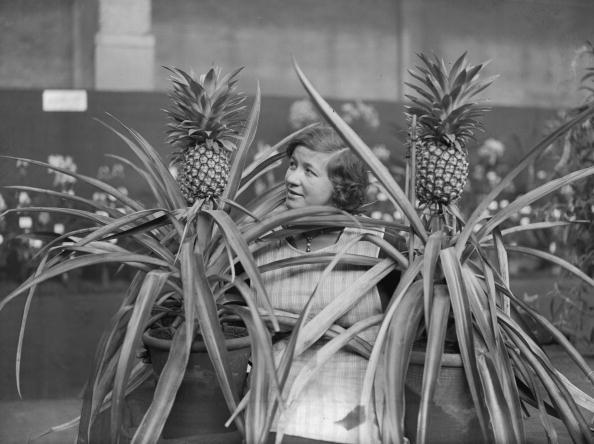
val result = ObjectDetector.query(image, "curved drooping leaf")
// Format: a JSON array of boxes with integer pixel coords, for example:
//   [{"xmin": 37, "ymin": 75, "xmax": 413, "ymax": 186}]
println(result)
[
  {"xmin": 0, "ymin": 253, "xmax": 174, "ymax": 312},
  {"xmin": 223, "ymin": 305, "xmax": 272, "ymax": 444},
  {"xmin": 483, "ymin": 244, "xmax": 594, "ymax": 287},
  {"xmin": 15, "ymin": 254, "xmax": 48, "ymax": 398},
  {"xmin": 0, "ymin": 155, "xmax": 144, "ymax": 212},
  {"xmin": 358, "ymin": 259, "xmax": 423, "ymax": 442},
  {"xmin": 110, "ymin": 270, "xmax": 170, "ymax": 443},
  {"xmin": 507, "ymin": 347, "xmax": 558, "ymax": 442},
  {"xmin": 182, "ymin": 240, "xmax": 245, "ymax": 434},
  {"xmin": 480, "ymin": 220, "xmax": 574, "ymax": 241},
  {"xmin": 104, "ymin": 153, "xmax": 171, "ymax": 210},
  {"xmin": 421, "ymin": 231, "xmax": 444, "ymax": 326},
  {"xmin": 205, "ymin": 209, "xmax": 278, "ymax": 331},
  {"xmin": 457, "ymin": 103, "xmax": 594, "ymax": 252},
  {"xmin": 3, "ymin": 185, "xmax": 116, "ymax": 215},
  {"xmin": 222, "ymin": 83, "xmax": 261, "ymax": 206},
  {"xmin": 297, "ymin": 257, "xmax": 395, "ymax": 354},
  {"xmin": 131, "ymin": 325, "xmax": 191, "ymax": 444},
  {"xmin": 275, "ymin": 315, "xmax": 383, "ymax": 444},
  {"xmin": 96, "ymin": 115, "xmax": 186, "ymax": 210},
  {"xmin": 474, "ymin": 339, "xmax": 522, "ymax": 444},
  {"xmin": 368, "ymin": 278, "xmax": 424, "ymax": 443},
  {"xmin": 415, "ymin": 285, "xmax": 450, "ymax": 444},
  {"xmin": 494, "ymin": 283, "xmax": 594, "ymax": 387},
  {"xmin": 477, "ymin": 166, "xmax": 594, "ymax": 241},
  {"xmin": 440, "ymin": 247, "xmax": 491, "ymax": 441},
  {"xmin": 500, "ymin": 315, "xmax": 592, "ymax": 443},
  {"xmin": 78, "ymin": 274, "xmax": 143, "ymax": 443}
]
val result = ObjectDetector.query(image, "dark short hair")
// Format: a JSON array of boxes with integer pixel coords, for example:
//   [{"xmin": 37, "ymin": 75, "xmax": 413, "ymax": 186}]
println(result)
[{"xmin": 286, "ymin": 125, "xmax": 369, "ymax": 213}]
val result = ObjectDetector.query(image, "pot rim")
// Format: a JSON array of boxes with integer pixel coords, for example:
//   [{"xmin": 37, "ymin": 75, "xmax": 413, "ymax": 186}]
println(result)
[{"xmin": 142, "ymin": 330, "xmax": 251, "ymax": 353}]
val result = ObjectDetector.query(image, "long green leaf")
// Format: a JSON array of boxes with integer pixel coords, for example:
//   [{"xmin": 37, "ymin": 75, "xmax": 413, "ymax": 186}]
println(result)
[
  {"xmin": 0, "ymin": 253, "xmax": 173, "ymax": 313},
  {"xmin": 54, "ymin": 363, "xmax": 152, "ymax": 443},
  {"xmin": 206, "ymin": 209, "xmax": 278, "ymax": 331},
  {"xmin": 416, "ymin": 285, "xmax": 450, "ymax": 444},
  {"xmin": 495, "ymin": 282, "xmax": 594, "ymax": 387},
  {"xmin": 276, "ymin": 315, "xmax": 383, "ymax": 443},
  {"xmin": 492, "ymin": 229, "xmax": 511, "ymax": 315},
  {"xmin": 3, "ymin": 185, "xmax": 116, "ymax": 215},
  {"xmin": 478, "ymin": 166, "xmax": 594, "ymax": 240},
  {"xmin": 440, "ymin": 247, "xmax": 491, "ymax": 441},
  {"xmin": 223, "ymin": 305, "xmax": 272, "ymax": 444},
  {"xmin": 484, "ymin": 244, "xmax": 594, "ymax": 287},
  {"xmin": 74, "ymin": 209, "xmax": 165, "ymax": 243},
  {"xmin": 480, "ymin": 221, "xmax": 573, "ymax": 241},
  {"xmin": 297, "ymin": 258, "xmax": 395, "ymax": 353},
  {"xmin": 131, "ymin": 325, "xmax": 191, "ymax": 444},
  {"xmin": 292, "ymin": 59, "xmax": 427, "ymax": 243},
  {"xmin": 2, "ymin": 206, "xmax": 110, "ymax": 225},
  {"xmin": 111, "ymin": 271, "xmax": 170, "ymax": 443},
  {"xmin": 555, "ymin": 371, "xmax": 594, "ymax": 412},
  {"xmin": 184, "ymin": 241, "xmax": 244, "ymax": 434},
  {"xmin": 500, "ymin": 316, "xmax": 591, "ymax": 443},
  {"xmin": 216, "ymin": 276, "xmax": 280, "ymax": 404},
  {"xmin": 457, "ymin": 103, "xmax": 594, "ymax": 253},
  {"xmin": 104, "ymin": 153, "xmax": 171, "ymax": 210},
  {"xmin": 475, "ymin": 340, "xmax": 522, "ymax": 444},
  {"xmin": 222, "ymin": 84, "xmax": 261, "ymax": 205},
  {"xmin": 359, "ymin": 258, "xmax": 423, "ymax": 442},
  {"xmin": 507, "ymin": 347, "xmax": 558, "ymax": 443},
  {"xmin": 422, "ymin": 231, "xmax": 444, "ymax": 326},
  {"xmin": 97, "ymin": 116, "xmax": 185, "ymax": 209},
  {"xmin": 0, "ymin": 155, "xmax": 144, "ymax": 212},
  {"xmin": 78, "ymin": 274, "xmax": 143, "ymax": 443},
  {"xmin": 15, "ymin": 254, "xmax": 48, "ymax": 398},
  {"xmin": 370, "ymin": 279, "xmax": 424, "ymax": 443}
]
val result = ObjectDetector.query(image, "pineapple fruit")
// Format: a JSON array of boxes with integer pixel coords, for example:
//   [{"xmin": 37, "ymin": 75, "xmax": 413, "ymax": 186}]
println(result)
[
  {"xmin": 405, "ymin": 52, "xmax": 495, "ymax": 210},
  {"xmin": 165, "ymin": 66, "xmax": 246, "ymax": 204}
]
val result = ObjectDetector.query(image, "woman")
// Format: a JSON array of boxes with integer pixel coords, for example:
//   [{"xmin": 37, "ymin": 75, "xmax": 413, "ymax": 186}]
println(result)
[{"xmin": 254, "ymin": 125, "xmax": 400, "ymax": 443}]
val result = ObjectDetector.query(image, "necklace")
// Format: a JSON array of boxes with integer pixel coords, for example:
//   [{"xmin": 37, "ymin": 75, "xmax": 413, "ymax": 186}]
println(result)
[
  {"xmin": 304, "ymin": 233, "xmax": 315, "ymax": 253},
  {"xmin": 302, "ymin": 228, "xmax": 343, "ymax": 252}
]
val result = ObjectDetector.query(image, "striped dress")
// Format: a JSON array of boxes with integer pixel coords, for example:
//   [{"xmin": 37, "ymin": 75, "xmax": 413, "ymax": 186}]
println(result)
[{"xmin": 254, "ymin": 226, "xmax": 383, "ymax": 443}]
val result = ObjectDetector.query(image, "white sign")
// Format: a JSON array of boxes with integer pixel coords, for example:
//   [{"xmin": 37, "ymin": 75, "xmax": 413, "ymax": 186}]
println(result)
[{"xmin": 42, "ymin": 90, "xmax": 88, "ymax": 112}]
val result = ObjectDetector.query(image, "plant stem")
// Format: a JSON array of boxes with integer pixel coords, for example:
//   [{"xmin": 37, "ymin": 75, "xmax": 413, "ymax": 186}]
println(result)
[{"xmin": 408, "ymin": 115, "xmax": 418, "ymax": 262}]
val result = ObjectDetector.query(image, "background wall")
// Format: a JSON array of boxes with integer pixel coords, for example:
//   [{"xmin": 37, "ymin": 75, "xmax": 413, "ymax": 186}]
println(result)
[{"xmin": 0, "ymin": 0, "xmax": 592, "ymax": 106}]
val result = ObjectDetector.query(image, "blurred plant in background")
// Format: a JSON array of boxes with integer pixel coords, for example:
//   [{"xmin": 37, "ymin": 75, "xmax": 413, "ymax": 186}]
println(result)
[
  {"xmin": 0, "ymin": 154, "xmax": 136, "ymax": 285},
  {"xmin": 529, "ymin": 41, "xmax": 594, "ymax": 353},
  {"xmin": 93, "ymin": 162, "xmax": 129, "ymax": 216},
  {"xmin": 47, "ymin": 154, "xmax": 77, "ymax": 192}
]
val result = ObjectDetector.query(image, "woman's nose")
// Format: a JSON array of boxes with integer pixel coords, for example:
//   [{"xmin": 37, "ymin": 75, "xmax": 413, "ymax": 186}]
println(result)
[{"xmin": 285, "ymin": 168, "xmax": 300, "ymax": 185}]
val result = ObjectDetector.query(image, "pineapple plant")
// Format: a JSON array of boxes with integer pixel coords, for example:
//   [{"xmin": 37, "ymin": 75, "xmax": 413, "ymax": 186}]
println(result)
[
  {"xmin": 405, "ymin": 52, "xmax": 495, "ymax": 210},
  {"xmin": 165, "ymin": 66, "xmax": 247, "ymax": 204}
]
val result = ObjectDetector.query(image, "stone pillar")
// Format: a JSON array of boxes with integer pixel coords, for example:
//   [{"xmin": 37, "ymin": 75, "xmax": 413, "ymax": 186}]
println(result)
[{"xmin": 95, "ymin": 0, "xmax": 155, "ymax": 90}]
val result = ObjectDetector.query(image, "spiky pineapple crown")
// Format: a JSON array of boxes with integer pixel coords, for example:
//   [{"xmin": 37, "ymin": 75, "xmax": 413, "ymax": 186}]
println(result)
[
  {"xmin": 164, "ymin": 66, "xmax": 247, "ymax": 162},
  {"xmin": 405, "ymin": 52, "xmax": 496, "ymax": 149}
]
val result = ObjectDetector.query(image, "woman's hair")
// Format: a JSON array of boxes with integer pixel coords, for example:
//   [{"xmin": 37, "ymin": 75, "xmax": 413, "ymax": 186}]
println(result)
[{"xmin": 286, "ymin": 125, "xmax": 369, "ymax": 213}]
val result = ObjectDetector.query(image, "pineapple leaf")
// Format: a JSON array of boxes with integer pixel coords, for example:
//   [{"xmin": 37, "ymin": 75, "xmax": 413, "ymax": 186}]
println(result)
[
  {"xmin": 404, "ymin": 82, "xmax": 435, "ymax": 103},
  {"xmin": 448, "ymin": 52, "xmax": 468, "ymax": 82}
]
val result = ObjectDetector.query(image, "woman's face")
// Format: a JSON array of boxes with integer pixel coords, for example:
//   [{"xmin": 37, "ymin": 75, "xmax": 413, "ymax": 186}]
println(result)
[{"xmin": 285, "ymin": 145, "xmax": 335, "ymax": 209}]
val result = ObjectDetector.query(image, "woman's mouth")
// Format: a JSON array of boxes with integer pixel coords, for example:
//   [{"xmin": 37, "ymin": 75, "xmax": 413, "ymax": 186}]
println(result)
[{"xmin": 287, "ymin": 189, "xmax": 303, "ymax": 198}]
